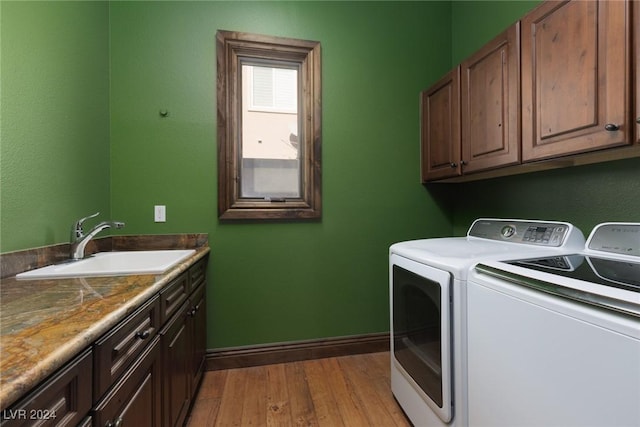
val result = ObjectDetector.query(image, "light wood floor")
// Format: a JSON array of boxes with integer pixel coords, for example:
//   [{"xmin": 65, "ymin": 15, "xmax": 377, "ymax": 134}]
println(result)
[{"xmin": 186, "ymin": 351, "xmax": 412, "ymax": 426}]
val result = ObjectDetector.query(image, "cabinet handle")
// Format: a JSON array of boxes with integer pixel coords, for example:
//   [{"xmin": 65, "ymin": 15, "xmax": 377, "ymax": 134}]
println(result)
[
  {"xmin": 636, "ymin": 117, "xmax": 640, "ymax": 124},
  {"xmin": 604, "ymin": 123, "xmax": 620, "ymax": 131},
  {"xmin": 135, "ymin": 329, "xmax": 151, "ymax": 340},
  {"xmin": 460, "ymin": 160, "xmax": 467, "ymax": 166},
  {"xmin": 450, "ymin": 162, "xmax": 457, "ymax": 168}
]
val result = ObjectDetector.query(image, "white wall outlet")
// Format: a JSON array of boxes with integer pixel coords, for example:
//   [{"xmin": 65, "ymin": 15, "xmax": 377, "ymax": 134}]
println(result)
[{"xmin": 154, "ymin": 205, "xmax": 166, "ymax": 222}]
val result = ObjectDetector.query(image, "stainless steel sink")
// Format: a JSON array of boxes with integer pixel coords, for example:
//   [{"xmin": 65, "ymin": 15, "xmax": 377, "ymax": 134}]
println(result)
[{"xmin": 16, "ymin": 250, "xmax": 196, "ymax": 280}]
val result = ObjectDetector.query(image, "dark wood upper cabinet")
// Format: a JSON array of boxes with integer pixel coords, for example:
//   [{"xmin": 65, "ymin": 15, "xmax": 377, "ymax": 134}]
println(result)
[
  {"xmin": 461, "ymin": 23, "xmax": 521, "ymax": 173},
  {"xmin": 422, "ymin": 24, "xmax": 520, "ymax": 182},
  {"xmin": 420, "ymin": 68, "xmax": 461, "ymax": 182},
  {"xmin": 521, "ymin": 0, "xmax": 632, "ymax": 161}
]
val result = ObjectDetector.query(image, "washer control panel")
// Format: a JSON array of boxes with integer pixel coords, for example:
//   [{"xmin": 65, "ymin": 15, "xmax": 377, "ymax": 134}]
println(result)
[
  {"xmin": 468, "ymin": 219, "xmax": 580, "ymax": 247},
  {"xmin": 587, "ymin": 223, "xmax": 640, "ymax": 258}
]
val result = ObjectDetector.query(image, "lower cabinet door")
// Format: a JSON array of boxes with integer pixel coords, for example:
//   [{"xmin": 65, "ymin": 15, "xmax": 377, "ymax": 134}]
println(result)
[
  {"xmin": 190, "ymin": 282, "xmax": 207, "ymax": 394},
  {"xmin": 93, "ymin": 336, "xmax": 162, "ymax": 427},
  {"xmin": 161, "ymin": 301, "xmax": 191, "ymax": 427}
]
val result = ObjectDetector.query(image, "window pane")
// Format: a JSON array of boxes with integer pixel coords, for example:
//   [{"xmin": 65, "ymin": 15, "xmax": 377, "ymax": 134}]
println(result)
[
  {"xmin": 241, "ymin": 64, "xmax": 301, "ymax": 199},
  {"xmin": 241, "ymin": 158, "xmax": 300, "ymax": 198}
]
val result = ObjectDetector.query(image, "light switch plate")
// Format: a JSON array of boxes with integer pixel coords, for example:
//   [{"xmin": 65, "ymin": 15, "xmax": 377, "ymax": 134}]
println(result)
[{"xmin": 154, "ymin": 205, "xmax": 166, "ymax": 222}]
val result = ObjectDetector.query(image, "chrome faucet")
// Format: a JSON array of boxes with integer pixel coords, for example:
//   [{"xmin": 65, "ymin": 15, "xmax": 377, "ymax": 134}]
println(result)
[{"xmin": 70, "ymin": 212, "xmax": 125, "ymax": 260}]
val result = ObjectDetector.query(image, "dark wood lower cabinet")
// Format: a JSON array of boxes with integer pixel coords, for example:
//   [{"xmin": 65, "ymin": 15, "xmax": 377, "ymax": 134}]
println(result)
[{"xmin": 2, "ymin": 256, "xmax": 209, "ymax": 427}]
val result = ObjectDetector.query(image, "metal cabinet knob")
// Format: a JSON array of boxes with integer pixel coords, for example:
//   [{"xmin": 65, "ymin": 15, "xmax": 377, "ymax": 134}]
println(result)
[
  {"xmin": 107, "ymin": 417, "xmax": 124, "ymax": 427},
  {"xmin": 135, "ymin": 329, "xmax": 151, "ymax": 340},
  {"xmin": 604, "ymin": 123, "xmax": 620, "ymax": 131},
  {"xmin": 636, "ymin": 117, "xmax": 640, "ymax": 124},
  {"xmin": 450, "ymin": 162, "xmax": 457, "ymax": 168}
]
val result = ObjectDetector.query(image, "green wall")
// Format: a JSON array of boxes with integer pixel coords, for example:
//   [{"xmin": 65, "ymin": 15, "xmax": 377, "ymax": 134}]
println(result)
[
  {"xmin": 449, "ymin": 158, "xmax": 640, "ymax": 236},
  {"xmin": 108, "ymin": 1, "xmax": 452, "ymax": 348},
  {"xmin": 449, "ymin": 1, "xmax": 640, "ymax": 236},
  {"xmin": 1, "ymin": 0, "xmax": 452, "ymax": 350},
  {"xmin": 0, "ymin": 1, "xmax": 111, "ymax": 252},
  {"xmin": 5, "ymin": 0, "xmax": 635, "ymax": 352},
  {"xmin": 451, "ymin": 0, "xmax": 540, "ymax": 65}
]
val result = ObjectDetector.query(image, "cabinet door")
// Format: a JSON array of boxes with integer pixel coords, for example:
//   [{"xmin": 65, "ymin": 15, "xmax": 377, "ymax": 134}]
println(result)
[
  {"xmin": 461, "ymin": 23, "xmax": 520, "ymax": 173},
  {"xmin": 522, "ymin": 0, "xmax": 631, "ymax": 161},
  {"xmin": 190, "ymin": 282, "xmax": 207, "ymax": 394},
  {"xmin": 161, "ymin": 301, "xmax": 191, "ymax": 427},
  {"xmin": 93, "ymin": 337, "xmax": 162, "ymax": 427},
  {"xmin": 420, "ymin": 68, "xmax": 461, "ymax": 181}
]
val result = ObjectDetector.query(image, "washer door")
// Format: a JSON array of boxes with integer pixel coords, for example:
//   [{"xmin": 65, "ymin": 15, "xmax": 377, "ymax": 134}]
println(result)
[{"xmin": 390, "ymin": 254, "xmax": 453, "ymax": 422}]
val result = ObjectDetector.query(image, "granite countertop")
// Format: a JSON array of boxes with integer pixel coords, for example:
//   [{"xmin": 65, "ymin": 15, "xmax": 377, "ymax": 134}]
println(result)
[{"xmin": 0, "ymin": 237, "xmax": 209, "ymax": 410}]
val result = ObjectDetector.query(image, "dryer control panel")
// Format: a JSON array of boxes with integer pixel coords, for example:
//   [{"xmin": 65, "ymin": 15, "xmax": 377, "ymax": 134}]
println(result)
[{"xmin": 468, "ymin": 219, "xmax": 584, "ymax": 248}]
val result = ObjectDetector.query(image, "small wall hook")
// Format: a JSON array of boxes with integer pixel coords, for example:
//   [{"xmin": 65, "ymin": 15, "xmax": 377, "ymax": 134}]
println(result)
[{"xmin": 159, "ymin": 110, "xmax": 169, "ymax": 118}]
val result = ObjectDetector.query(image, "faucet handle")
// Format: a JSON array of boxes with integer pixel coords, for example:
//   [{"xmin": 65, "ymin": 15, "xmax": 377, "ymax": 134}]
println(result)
[{"xmin": 71, "ymin": 212, "xmax": 100, "ymax": 239}]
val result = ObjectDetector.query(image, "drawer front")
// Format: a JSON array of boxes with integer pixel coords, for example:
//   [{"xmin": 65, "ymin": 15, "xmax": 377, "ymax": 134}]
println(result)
[
  {"xmin": 1, "ymin": 349, "xmax": 92, "ymax": 427},
  {"xmin": 93, "ymin": 336, "xmax": 162, "ymax": 427},
  {"xmin": 160, "ymin": 273, "xmax": 189, "ymax": 324},
  {"xmin": 188, "ymin": 258, "xmax": 207, "ymax": 292},
  {"xmin": 94, "ymin": 296, "xmax": 160, "ymax": 400}
]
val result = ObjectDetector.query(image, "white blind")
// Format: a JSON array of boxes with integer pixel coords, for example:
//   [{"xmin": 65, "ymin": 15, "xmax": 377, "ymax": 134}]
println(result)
[{"xmin": 251, "ymin": 66, "xmax": 297, "ymax": 112}]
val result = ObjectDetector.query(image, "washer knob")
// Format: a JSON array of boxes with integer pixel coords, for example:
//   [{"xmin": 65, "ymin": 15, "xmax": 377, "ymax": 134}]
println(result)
[{"xmin": 501, "ymin": 225, "xmax": 516, "ymax": 239}]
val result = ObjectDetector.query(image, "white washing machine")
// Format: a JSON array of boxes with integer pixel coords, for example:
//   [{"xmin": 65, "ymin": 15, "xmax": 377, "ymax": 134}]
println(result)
[
  {"xmin": 466, "ymin": 222, "xmax": 640, "ymax": 426},
  {"xmin": 389, "ymin": 218, "xmax": 586, "ymax": 427}
]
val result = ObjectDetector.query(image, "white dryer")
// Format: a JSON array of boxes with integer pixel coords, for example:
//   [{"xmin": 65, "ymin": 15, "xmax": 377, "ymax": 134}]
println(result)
[{"xmin": 389, "ymin": 218, "xmax": 585, "ymax": 427}]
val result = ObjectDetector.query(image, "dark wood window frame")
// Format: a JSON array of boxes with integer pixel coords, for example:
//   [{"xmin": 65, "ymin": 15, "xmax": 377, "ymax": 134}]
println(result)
[{"xmin": 216, "ymin": 30, "xmax": 322, "ymax": 220}]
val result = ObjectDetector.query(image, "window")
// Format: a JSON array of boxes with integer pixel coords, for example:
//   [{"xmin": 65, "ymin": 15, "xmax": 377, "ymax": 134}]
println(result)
[{"xmin": 216, "ymin": 31, "xmax": 322, "ymax": 220}]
